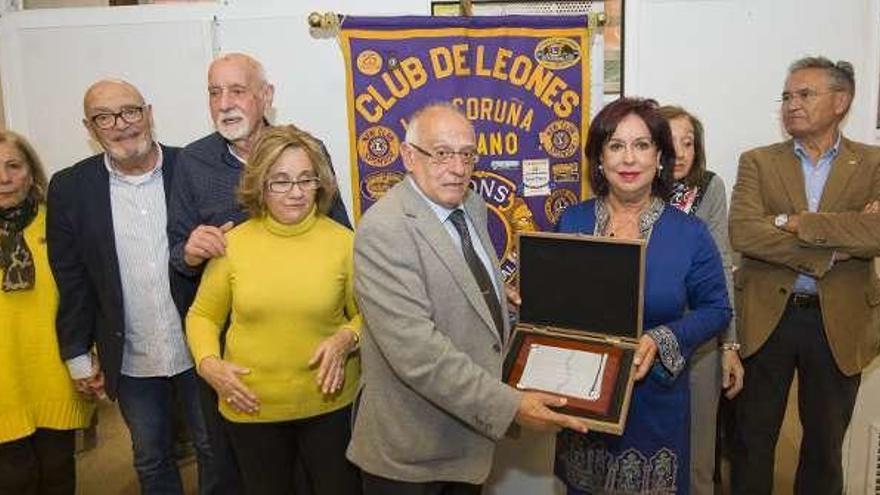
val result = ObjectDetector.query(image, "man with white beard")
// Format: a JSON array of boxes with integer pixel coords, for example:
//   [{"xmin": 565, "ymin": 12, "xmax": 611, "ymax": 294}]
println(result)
[
  {"xmin": 169, "ymin": 53, "xmax": 349, "ymax": 272},
  {"xmin": 167, "ymin": 53, "xmax": 350, "ymax": 494},
  {"xmin": 46, "ymin": 79, "xmax": 215, "ymax": 494}
]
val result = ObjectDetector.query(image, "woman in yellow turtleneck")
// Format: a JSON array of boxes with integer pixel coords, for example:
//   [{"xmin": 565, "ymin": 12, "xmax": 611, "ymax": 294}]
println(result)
[{"xmin": 186, "ymin": 125, "xmax": 361, "ymax": 495}]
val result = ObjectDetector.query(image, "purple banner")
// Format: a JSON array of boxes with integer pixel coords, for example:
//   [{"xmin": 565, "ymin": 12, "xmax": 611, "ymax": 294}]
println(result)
[{"xmin": 340, "ymin": 15, "xmax": 590, "ymax": 281}]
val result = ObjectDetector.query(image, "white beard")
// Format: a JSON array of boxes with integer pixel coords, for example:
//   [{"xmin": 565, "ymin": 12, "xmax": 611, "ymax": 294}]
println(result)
[{"xmin": 216, "ymin": 109, "xmax": 254, "ymax": 142}]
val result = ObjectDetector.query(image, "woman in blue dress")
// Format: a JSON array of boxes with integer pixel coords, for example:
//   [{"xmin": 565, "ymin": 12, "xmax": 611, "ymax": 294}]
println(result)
[{"xmin": 554, "ymin": 97, "xmax": 731, "ymax": 495}]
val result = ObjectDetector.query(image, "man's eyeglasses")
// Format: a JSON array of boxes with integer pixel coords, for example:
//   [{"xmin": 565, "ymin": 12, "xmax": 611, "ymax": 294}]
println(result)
[
  {"xmin": 778, "ymin": 88, "xmax": 840, "ymax": 105},
  {"xmin": 90, "ymin": 106, "xmax": 145, "ymax": 130},
  {"xmin": 408, "ymin": 142, "xmax": 479, "ymax": 166},
  {"xmin": 266, "ymin": 177, "xmax": 321, "ymax": 194}
]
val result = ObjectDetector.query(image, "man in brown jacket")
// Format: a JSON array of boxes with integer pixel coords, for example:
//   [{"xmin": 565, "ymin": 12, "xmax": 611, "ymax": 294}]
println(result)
[{"xmin": 729, "ymin": 56, "xmax": 880, "ymax": 495}]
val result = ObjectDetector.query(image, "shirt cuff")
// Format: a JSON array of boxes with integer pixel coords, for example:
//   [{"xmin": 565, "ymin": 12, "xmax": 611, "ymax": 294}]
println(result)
[
  {"xmin": 66, "ymin": 353, "xmax": 93, "ymax": 380},
  {"xmin": 646, "ymin": 325, "xmax": 686, "ymax": 379}
]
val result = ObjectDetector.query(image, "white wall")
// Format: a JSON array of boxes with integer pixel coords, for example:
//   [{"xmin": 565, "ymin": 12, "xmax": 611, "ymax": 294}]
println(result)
[{"xmin": 625, "ymin": 0, "xmax": 880, "ymax": 191}]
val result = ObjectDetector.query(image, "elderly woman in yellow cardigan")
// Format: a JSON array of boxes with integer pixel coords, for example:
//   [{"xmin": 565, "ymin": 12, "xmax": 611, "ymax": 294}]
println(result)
[
  {"xmin": 0, "ymin": 130, "xmax": 94, "ymax": 494},
  {"xmin": 186, "ymin": 125, "xmax": 361, "ymax": 495}
]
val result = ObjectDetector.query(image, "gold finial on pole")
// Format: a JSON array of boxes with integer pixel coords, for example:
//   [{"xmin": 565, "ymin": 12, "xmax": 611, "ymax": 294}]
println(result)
[{"xmin": 307, "ymin": 11, "xmax": 342, "ymax": 39}]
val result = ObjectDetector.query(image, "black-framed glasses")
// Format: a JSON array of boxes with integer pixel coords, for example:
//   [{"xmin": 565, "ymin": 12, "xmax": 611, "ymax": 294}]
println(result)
[
  {"xmin": 409, "ymin": 142, "xmax": 479, "ymax": 166},
  {"xmin": 266, "ymin": 177, "xmax": 321, "ymax": 194},
  {"xmin": 89, "ymin": 106, "xmax": 145, "ymax": 130}
]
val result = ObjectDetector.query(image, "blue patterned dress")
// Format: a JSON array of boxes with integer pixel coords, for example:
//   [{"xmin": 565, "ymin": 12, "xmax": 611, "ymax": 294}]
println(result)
[{"xmin": 554, "ymin": 198, "xmax": 731, "ymax": 495}]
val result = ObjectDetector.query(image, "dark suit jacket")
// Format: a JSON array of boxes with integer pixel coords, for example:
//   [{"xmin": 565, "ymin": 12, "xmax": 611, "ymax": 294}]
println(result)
[
  {"xmin": 729, "ymin": 137, "xmax": 880, "ymax": 375},
  {"xmin": 347, "ymin": 179, "xmax": 521, "ymax": 484},
  {"xmin": 46, "ymin": 145, "xmax": 189, "ymax": 398}
]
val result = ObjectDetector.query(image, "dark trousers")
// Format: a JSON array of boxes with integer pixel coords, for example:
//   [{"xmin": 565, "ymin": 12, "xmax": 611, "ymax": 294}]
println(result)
[
  {"xmin": 117, "ymin": 369, "xmax": 215, "ymax": 495},
  {"xmin": 196, "ymin": 376, "xmax": 244, "ymax": 495},
  {"xmin": 0, "ymin": 428, "xmax": 76, "ymax": 495},
  {"xmin": 225, "ymin": 406, "xmax": 360, "ymax": 495},
  {"xmin": 731, "ymin": 300, "xmax": 861, "ymax": 495},
  {"xmin": 362, "ymin": 472, "xmax": 481, "ymax": 495}
]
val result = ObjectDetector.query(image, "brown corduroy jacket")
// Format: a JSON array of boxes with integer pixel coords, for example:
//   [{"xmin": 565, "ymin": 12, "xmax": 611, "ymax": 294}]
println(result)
[{"xmin": 729, "ymin": 137, "xmax": 880, "ymax": 376}]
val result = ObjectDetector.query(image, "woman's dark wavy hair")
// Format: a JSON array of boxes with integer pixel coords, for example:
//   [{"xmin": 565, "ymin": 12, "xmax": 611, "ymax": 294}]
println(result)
[{"xmin": 586, "ymin": 97, "xmax": 675, "ymax": 201}]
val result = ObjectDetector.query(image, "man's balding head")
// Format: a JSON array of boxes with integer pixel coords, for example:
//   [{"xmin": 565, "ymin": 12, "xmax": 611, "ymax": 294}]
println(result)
[
  {"xmin": 82, "ymin": 79, "xmax": 155, "ymax": 167},
  {"xmin": 402, "ymin": 103, "xmax": 477, "ymax": 208},
  {"xmin": 83, "ymin": 79, "xmax": 145, "ymax": 117}
]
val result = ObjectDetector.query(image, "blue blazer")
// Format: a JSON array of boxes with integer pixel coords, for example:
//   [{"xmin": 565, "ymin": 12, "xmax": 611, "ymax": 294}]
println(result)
[{"xmin": 46, "ymin": 145, "xmax": 190, "ymax": 399}]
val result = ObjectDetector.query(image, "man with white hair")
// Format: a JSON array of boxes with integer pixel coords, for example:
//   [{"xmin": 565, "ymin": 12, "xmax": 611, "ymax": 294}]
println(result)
[
  {"xmin": 168, "ymin": 53, "xmax": 350, "ymax": 494},
  {"xmin": 349, "ymin": 102, "xmax": 588, "ymax": 494},
  {"xmin": 170, "ymin": 53, "xmax": 349, "ymax": 273}
]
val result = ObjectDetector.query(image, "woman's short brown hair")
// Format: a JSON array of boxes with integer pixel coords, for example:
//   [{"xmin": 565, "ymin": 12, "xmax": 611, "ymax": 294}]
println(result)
[
  {"xmin": 658, "ymin": 105, "xmax": 707, "ymax": 188},
  {"xmin": 0, "ymin": 130, "xmax": 48, "ymax": 204},
  {"xmin": 237, "ymin": 125, "xmax": 338, "ymax": 218}
]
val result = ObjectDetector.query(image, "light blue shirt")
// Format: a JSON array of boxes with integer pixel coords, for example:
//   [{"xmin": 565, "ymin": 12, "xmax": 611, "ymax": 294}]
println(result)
[
  {"xmin": 792, "ymin": 134, "xmax": 840, "ymax": 294},
  {"xmin": 406, "ymin": 176, "xmax": 502, "ymax": 300}
]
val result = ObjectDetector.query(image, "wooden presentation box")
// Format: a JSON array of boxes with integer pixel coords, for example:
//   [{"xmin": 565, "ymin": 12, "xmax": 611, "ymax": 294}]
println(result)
[{"xmin": 503, "ymin": 232, "xmax": 646, "ymax": 435}]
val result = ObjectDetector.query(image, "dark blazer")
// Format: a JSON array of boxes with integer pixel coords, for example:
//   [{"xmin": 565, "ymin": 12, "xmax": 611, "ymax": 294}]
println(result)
[
  {"xmin": 729, "ymin": 137, "xmax": 880, "ymax": 375},
  {"xmin": 46, "ymin": 145, "xmax": 189, "ymax": 399}
]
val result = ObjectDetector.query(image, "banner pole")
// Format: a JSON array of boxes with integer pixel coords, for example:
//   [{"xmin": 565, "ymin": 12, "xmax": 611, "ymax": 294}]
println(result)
[{"xmin": 459, "ymin": 0, "xmax": 473, "ymax": 16}]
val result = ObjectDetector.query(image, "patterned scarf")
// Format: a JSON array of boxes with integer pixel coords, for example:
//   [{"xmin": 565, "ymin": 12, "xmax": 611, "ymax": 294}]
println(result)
[
  {"xmin": 669, "ymin": 170, "xmax": 715, "ymax": 216},
  {"xmin": 0, "ymin": 196, "xmax": 37, "ymax": 291}
]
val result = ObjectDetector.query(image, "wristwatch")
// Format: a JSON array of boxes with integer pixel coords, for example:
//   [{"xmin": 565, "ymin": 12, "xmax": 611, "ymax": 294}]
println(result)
[
  {"xmin": 720, "ymin": 342, "xmax": 741, "ymax": 352},
  {"xmin": 773, "ymin": 213, "xmax": 789, "ymax": 229}
]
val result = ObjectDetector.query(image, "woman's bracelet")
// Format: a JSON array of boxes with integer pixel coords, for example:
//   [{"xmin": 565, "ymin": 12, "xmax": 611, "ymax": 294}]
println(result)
[
  {"xmin": 347, "ymin": 328, "xmax": 361, "ymax": 352},
  {"xmin": 720, "ymin": 342, "xmax": 741, "ymax": 352}
]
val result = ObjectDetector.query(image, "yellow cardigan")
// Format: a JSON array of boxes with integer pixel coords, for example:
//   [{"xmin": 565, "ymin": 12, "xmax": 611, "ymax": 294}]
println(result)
[
  {"xmin": 187, "ymin": 209, "xmax": 361, "ymax": 423},
  {"xmin": 0, "ymin": 206, "xmax": 94, "ymax": 443}
]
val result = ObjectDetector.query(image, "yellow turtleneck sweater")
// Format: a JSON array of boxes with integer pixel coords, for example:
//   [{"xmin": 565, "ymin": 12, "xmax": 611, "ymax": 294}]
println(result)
[
  {"xmin": 186, "ymin": 209, "xmax": 361, "ymax": 423},
  {"xmin": 0, "ymin": 205, "xmax": 94, "ymax": 443}
]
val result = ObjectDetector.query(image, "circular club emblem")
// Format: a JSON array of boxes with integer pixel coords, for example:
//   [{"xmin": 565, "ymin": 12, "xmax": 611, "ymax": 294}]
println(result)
[
  {"xmin": 534, "ymin": 37, "xmax": 582, "ymax": 70},
  {"xmin": 470, "ymin": 171, "xmax": 517, "ymax": 264},
  {"xmin": 544, "ymin": 189, "xmax": 578, "ymax": 225},
  {"xmin": 540, "ymin": 120, "xmax": 579, "ymax": 159},
  {"xmin": 357, "ymin": 126, "xmax": 400, "ymax": 168},
  {"xmin": 356, "ymin": 50, "xmax": 383, "ymax": 76},
  {"xmin": 361, "ymin": 171, "xmax": 405, "ymax": 202}
]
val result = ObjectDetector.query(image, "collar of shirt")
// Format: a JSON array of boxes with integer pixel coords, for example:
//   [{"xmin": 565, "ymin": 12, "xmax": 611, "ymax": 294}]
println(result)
[
  {"xmin": 406, "ymin": 175, "xmax": 464, "ymax": 224},
  {"xmin": 405, "ymin": 177, "xmax": 501, "ymax": 297},
  {"xmin": 793, "ymin": 132, "xmax": 842, "ymax": 165},
  {"xmin": 103, "ymin": 144, "xmax": 163, "ymax": 186},
  {"xmin": 227, "ymin": 143, "xmax": 246, "ymax": 165}
]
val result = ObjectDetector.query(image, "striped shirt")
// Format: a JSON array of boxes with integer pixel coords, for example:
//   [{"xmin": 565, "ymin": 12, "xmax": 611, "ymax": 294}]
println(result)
[{"xmin": 106, "ymin": 147, "xmax": 193, "ymax": 377}]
